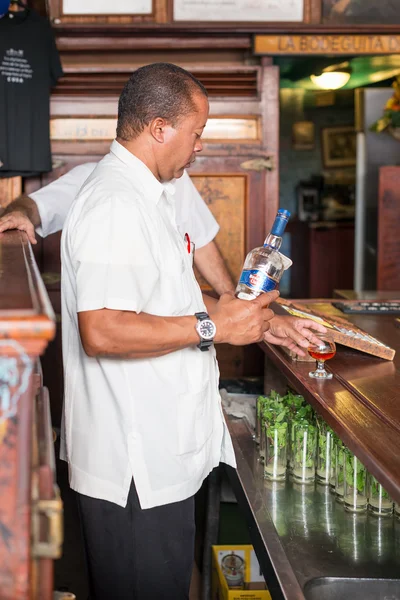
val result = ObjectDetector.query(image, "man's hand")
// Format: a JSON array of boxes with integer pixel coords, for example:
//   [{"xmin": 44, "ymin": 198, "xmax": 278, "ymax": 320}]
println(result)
[
  {"xmin": 263, "ymin": 315, "xmax": 327, "ymax": 357},
  {"xmin": 212, "ymin": 290, "xmax": 279, "ymax": 346},
  {"xmin": 0, "ymin": 209, "xmax": 37, "ymax": 244}
]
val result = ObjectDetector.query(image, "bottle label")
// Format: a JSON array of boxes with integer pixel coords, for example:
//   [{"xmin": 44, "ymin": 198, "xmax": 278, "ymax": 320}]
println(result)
[{"xmin": 239, "ymin": 269, "xmax": 278, "ymax": 293}]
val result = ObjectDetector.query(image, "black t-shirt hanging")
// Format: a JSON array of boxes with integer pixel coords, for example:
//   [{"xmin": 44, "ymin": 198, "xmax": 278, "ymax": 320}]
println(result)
[{"xmin": 0, "ymin": 8, "xmax": 63, "ymax": 177}]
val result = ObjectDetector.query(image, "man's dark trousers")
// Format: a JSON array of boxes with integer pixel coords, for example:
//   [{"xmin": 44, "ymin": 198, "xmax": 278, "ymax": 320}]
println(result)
[{"xmin": 76, "ymin": 478, "xmax": 195, "ymax": 599}]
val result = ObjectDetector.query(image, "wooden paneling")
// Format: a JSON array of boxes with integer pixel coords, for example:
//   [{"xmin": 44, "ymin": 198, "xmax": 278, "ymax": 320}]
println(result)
[
  {"xmin": 288, "ymin": 221, "xmax": 355, "ymax": 298},
  {"xmin": 53, "ymin": 66, "xmax": 259, "ymax": 97},
  {"xmin": 0, "ymin": 177, "xmax": 22, "ymax": 209},
  {"xmin": 377, "ymin": 166, "xmax": 400, "ymax": 291},
  {"xmin": 191, "ymin": 174, "xmax": 247, "ymax": 290},
  {"xmin": 50, "ymin": 116, "xmax": 260, "ymax": 142}
]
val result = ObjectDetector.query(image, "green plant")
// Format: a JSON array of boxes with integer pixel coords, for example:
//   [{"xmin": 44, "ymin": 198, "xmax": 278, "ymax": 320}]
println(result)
[
  {"xmin": 293, "ymin": 420, "xmax": 317, "ymax": 469},
  {"xmin": 370, "ymin": 77, "xmax": 400, "ymax": 133},
  {"xmin": 370, "ymin": 478, "xmax": 390, "ymax": 500},
  {"xmin": 344, "ymin": 451, "xmax": 366, "ymax": 494}
]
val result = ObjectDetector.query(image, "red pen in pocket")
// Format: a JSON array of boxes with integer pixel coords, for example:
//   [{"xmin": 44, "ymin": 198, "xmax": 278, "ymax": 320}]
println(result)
[{"xmin": 185, "ymin": 232, "xmax": 191, "ymax": 254}]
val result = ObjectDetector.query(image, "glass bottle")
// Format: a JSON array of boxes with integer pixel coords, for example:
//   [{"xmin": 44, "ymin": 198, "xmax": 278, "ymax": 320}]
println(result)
[
  {"xmin": 368, "ymin": 476, "xmax": 393, "ymax": 516},
  {"xmin": 264, "ymin": 418, "xmax": 288, "ymax": 481},
  {"xmin": 235, "ymin": 209, "xmax": 291, "ymax": 300},
  {"xmin": 316, "ymin": 417, "xmax": 335, "ymax": 485},
  {"xmin": 343, "ymin": 450, "xmax": 368, "ymax": 513},
  {"xmin": 291, "ymin": 419, "xmax": 317, "ymax": 484}
]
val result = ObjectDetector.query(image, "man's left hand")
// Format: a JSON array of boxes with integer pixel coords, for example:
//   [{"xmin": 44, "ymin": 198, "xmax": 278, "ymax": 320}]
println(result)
[{"xmin": 264, "ymin": 315, "xmax": 327, "ymax": 357}]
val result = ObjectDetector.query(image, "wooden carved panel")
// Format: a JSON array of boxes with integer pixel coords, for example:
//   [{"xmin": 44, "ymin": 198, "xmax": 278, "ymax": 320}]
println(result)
[
  {"xmin": 377, "ymin": 166, "xmax": 400, "ymax": 291},
  {"xmin": 0, "ymin": 177, "xmax": 22, "ymax": 210},
  {"xmin": 191, "ymin": 174, "xmax": 246, "ymax": 291},
  {"xmin": 50, "ymin": 116, "xmax": 260, "ymax": 143}
]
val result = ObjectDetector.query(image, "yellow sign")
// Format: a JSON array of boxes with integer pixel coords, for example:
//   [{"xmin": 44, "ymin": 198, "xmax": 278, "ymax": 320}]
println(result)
[{"xmin": 254, "ymin": 34, "xmax": 400, "ymax": 55}]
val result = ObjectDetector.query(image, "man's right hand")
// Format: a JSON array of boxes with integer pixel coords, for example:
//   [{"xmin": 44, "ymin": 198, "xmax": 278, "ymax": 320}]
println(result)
[
  {"xmin": 0, "ymin": 210, "xmax": 37, "ymax": 244},
  {"xmin": 212, "ymin": 290, "xmax": 279, "ymax": 346}
]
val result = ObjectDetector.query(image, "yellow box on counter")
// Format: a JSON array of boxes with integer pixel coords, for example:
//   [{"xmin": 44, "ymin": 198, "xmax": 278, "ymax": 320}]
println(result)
[{"xmin": 211, "ymin": 545, "xmax": 272, "ymax": 600}]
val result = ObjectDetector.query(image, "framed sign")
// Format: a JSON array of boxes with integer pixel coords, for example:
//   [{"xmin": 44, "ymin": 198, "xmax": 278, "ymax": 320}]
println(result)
[
  {"xmin": 173, "ymin": 0, "xmax": 304, "ymax": 22},
  {"xmin": 321, "ymin": 126, "xmax": 356, "ymax": 168},
  {"xmin": 62, "ymin": 0, "xmax": 152, "ymax": 14},
  {"xmin": 49, "ymin": 0, "xmax": 156, "ymax": 23}
]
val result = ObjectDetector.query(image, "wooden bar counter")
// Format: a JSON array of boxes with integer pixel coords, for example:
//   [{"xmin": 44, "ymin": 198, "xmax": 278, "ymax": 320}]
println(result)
[
  {"xmin": 0, "ymin": 231, "xmax": 59, "ymax": 600},
  {"xmin": 222, "ymin": 299, "xmax": 400, "ymax": 599},
  {"xmin": 259, "ymin": 299, "xmax": 400, "ymax": 505}
]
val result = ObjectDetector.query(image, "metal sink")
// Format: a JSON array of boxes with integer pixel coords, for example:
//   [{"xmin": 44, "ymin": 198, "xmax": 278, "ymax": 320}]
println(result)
[{"xmin": 304, "ymin": 577, "xmax": 400, "ymax": 600}]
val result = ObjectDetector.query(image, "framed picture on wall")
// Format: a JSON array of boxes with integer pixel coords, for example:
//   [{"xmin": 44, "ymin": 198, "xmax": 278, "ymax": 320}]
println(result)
[
  {"xmin": 173, "ymin": 0, "xmax": 304, "ymax": 22},
  {"xmin": 61, "ymin": 0, "xmax": 152, "ymax": 14},
  {"xmin": 322, "ymin": 0, "xmax": 400, "ymax": 24},
  {"xmin": 48, "ymin": 0, "xmax": 155, "ymax": 23},
  {"xmin": 321, "ymin": 126, "xmax": 356, "ymax": 168},
  {"xmin": 292, "ymin": 121, "xmax": 315, "ymax": 150}
]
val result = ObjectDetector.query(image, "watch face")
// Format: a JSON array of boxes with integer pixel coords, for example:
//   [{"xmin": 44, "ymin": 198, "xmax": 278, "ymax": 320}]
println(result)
[{"xmin": 199, "ymin": 319, "xmax": 216, "ymax": 340}]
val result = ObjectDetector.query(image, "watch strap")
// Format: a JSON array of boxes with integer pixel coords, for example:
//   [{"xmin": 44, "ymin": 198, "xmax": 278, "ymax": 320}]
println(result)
[{"xmin": 195, "ymin": 312, "xmax": 214, "ymax": 352}]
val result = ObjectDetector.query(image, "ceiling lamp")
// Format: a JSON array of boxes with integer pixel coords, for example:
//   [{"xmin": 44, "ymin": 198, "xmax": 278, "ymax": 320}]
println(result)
[{"xmin": 310, "ymin": 70, "xmax": 351, "ymax": 90}]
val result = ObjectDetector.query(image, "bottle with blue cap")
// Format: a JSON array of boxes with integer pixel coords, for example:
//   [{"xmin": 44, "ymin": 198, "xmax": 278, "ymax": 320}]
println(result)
[{"xmin": 235, "ymin": 209, "xmax": 292, "ymax": 300}]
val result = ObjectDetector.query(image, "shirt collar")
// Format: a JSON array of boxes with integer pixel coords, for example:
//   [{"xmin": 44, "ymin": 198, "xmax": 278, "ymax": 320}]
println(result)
[{"xmin": 110, "ymin": 139, "xmax": 176, "ymax": 205}]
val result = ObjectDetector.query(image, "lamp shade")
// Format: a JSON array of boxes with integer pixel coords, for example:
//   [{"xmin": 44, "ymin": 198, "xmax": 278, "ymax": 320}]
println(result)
[
  {"xmin": 310, "ymin": 71, "xmax": 351, "ymax": 90},
  {"xmin": 0, "ymin": 0, "xmax": 10, "ymax": 17}
]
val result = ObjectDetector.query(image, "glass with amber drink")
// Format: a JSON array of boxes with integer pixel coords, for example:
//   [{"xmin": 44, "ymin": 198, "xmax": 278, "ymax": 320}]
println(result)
[{"xmin": 308, "ymin": 334, "xmax": 336, "ymax": 380}]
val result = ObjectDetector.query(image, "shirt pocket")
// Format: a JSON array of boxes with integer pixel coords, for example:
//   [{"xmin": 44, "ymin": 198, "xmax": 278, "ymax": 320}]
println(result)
[
  {"xmin": 161, "ymin": 255, "xmax": 192, "ymax": 315},
  {"xmin": 176, "ymin": 382, "xmax": 213, "ymax": 455}
]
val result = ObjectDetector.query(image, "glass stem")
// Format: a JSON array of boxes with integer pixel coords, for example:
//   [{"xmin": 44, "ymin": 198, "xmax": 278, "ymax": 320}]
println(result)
[{"xmin": 317, "ymin": 360, "xmax": 325, "ymax": 372}]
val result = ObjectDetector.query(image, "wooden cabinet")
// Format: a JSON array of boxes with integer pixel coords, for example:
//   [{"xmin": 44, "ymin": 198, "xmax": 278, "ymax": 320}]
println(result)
[{"xmin": 289, "ymin": 221, "xmax": 354, "ymax": 298}]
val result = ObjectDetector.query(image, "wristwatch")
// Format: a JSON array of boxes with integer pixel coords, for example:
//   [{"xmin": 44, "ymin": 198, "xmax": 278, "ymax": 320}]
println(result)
[{"xmin": 195, "ymin": 312, "xmax": 217, "ymax": 352}]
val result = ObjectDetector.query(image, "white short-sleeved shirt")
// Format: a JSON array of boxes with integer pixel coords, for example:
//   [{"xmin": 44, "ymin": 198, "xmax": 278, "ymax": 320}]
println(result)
[
  {"xmin": 60, "ymin": 140, "xmax": 236, "ymax": 509},
  {"xmin": 32, "ymin": 162, "xmax": 219, "ymax": 249}
]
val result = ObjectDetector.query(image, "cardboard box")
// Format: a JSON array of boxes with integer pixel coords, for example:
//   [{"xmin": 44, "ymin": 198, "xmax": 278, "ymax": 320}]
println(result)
[{"xmin": 211, "ymin": 545, "xmax": 272, "ymax": 600}]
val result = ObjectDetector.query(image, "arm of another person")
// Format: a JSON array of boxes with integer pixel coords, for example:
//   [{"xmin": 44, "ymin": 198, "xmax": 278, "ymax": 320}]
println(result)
[
  {"xmin": 0, "ymin": 195, "xmax": 41, "ymax": 243},
  {"xmin": 0, "ymin": 163, "xmax": 97, "ymax": 242},
  {"xmin": 194, "ymin": 240, "xmax": 236, "ymax": 296}
]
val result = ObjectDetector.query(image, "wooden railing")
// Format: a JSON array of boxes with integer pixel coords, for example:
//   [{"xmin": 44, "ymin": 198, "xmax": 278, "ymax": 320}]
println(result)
[{"xmin": 0, "ymin": 231, "xmax": 58, "ymax": 600}]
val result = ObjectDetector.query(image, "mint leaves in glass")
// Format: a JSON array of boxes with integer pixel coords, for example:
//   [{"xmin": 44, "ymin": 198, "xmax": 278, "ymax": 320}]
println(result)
[
  {"xmin": 368, "ymin": 476, "xmax": 393, "ymax": 516},
  {"xmin": 263, "ymin": 401, "xmax": 289, "ymax": 481},
  {"xmin": 343, "ymin": 449, "xmax": 368, "ymax": 513},
  {"xmin": 292, "ymin": 419, "xmax": 317, "ymax": 484}
]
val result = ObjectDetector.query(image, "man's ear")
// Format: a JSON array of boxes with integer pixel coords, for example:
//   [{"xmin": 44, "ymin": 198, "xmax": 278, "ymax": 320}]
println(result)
[{"xmin": 149, "ymin": 117, "xmax": 168, "ymax": 143}]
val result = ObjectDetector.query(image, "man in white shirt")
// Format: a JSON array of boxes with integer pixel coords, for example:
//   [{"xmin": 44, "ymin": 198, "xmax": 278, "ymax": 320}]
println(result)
[
  {"xmin": 0, "ymin": 163, "xmax": 236, "ymax": 297},
  {"xmin": 0, "ymin": 62, "xmax": 325, "ymax": 600},
  {"xmin": 57, "ymin": 62, "xmax": 288, "ymax": 600}
]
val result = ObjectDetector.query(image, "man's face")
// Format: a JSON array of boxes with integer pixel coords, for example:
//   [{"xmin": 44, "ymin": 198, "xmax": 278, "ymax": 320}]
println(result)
[{"xmin": 157, "ymin": 92, "xmax": 209, "ymax": 182}]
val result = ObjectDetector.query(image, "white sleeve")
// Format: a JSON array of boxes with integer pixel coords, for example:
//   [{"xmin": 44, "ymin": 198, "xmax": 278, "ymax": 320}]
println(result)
[
  {"xmin": 73, "ymin": 197, "xmax": 159, "ymax": 315},
  {"xmin": 31, "ymin": 163, "xmax": 97, "ymax": 238},
  {"xmin": 177, "ymin": 171, "xmax": 219, "ymax": 250}
]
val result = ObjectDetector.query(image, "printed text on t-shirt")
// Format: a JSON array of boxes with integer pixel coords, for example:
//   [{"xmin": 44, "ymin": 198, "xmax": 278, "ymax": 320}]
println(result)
[{"xmin": 0, "ymin": 49, "xmax": 33, "ymax": 84}]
